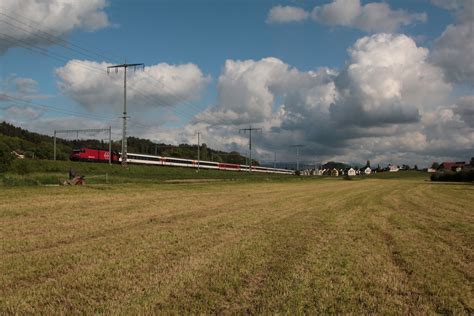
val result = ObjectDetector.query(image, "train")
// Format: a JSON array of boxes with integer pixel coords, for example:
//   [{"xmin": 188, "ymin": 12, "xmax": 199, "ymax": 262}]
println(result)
[
  {"xmin": 70, "ymin": 147, "xmax": 294, "ymax": 175},
  {"xmin": 70, "ymin": 148, "xmax": 120, "ymax": 163}
]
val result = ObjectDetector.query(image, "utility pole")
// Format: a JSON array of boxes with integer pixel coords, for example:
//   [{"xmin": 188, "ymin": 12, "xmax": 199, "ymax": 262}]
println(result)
[
  {"xmin": 107, "ymin": 62, "xmax": 144, "ymax": 166},
  {"xmin": 239, "ymin": 126, "xmax": 262, "ymax": 172},
  {"xmin": 290, "ymin": 144, "xmax": 305, "ymax": 171},
  {"xmin": 196, "ymin": 132, "xmax": 201, "ymax": 172}
]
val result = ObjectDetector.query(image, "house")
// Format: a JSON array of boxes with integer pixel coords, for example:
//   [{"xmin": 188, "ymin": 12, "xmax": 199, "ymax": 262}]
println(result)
[
  {"xmin": 364, "ymin": 167, "xmax": 372, "ymax": 175},
  {"xmin": 331, "ymin": 168, "xmax": 339, "ymax": 176},
  {"xmin": 427, "ymin": 168, "xmax": 437, "ymax": 173},
  {"xmin": 388, "ymin": 164, "xmax": 399, "ymax": 172},
  {"xmin": 347, "ymin": 168, "xmax": 356, "ymax": 176},
  {"xmin": 439, "ymin": 161, "xmax": 466, "ymax": 172},
  {"xmin": 316, "ymin": 169, "xmax": 324, "ymax": 176}
]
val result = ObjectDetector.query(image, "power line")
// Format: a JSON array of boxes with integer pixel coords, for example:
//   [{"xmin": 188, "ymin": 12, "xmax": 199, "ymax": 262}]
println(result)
[
  {"xmin": 0, "ymin": 94, "xmax": 118, "ymax": 122},
  {"xmin": 0, "ymin": 13, "xmax": 237, "ymax": 128},
  {"xmin": 239, "ymin": 126, "xmax": 262, "ymax": 172},
  {"xmin": 0, "ymin": 25, "xmax": 201, "ymax": 123},
  {"xmin": 0, "ymin": 12, "xmax": 207, "ymax": 120},
  {"xmin": 196, "ymin": 131, "xmax": 201, "ymax": 171},
  {"xmin": 290, "ymin": 144, "xmax": 305, "ymax": 171},
  {"xmin": 1, "ymin": 32, "xmax": 201, "ymax": 131},
  {"xmin": 0, "ymin": 11, "xmax": 124, "ymax": 62},
  {"xmin": 107, "ymin": 63, "xmax": 145, "ymax": 166},
  {"xmin": 0, "ymin": 11, "xmax": 291, "ymax": 161}
]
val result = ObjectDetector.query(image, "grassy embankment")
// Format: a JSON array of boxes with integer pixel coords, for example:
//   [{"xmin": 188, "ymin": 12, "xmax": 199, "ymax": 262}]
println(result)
[
  {"xmin": 0, "ymin": 159, "xmax": 295, "ymax": 186},
  {"xmin": 1, "ymin": 176, "xmax": 472, "ymax": 314}
]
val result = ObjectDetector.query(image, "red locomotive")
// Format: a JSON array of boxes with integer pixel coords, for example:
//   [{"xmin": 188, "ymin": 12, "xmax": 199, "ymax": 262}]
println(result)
[{"xmin": 70, "ymin": 148, "xmax": 120, "ymax": 163}]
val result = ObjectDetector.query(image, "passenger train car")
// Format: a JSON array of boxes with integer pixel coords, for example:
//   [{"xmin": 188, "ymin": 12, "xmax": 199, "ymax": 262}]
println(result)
[{"xmin": 70, "ymin": 148, "xmax": 294, "ymax": 175}]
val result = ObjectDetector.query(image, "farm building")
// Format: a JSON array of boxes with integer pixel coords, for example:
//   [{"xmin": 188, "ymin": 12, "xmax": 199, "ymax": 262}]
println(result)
[
  {"xmin": 439, "ymin": 162, "xmax": 466, "ymax": 172},
  {"xmin": 331, "ymin": 168, "xmax": 339, "ymax": 176},
  {"xmin": 364, "ymin": 167, "xmax": 372, "ymax": 175}
]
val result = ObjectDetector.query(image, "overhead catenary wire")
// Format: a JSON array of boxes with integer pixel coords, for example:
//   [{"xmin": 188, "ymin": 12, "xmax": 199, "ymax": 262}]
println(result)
[
  {"xmin": 0, "ymin": 94, "xmax": 119, "ymax": 122},
  {"xmin": 0, "ymin": 10, "xmax": 284, "ymax": 160},
  {"xmin": 0, "ymin": 12, "xmax": 206, "ymax": 121},
  {"xmin": 0, "ymin": 11, "xmax": 236, "ymax": 126},
  {"xmin": 0, "ymin": 33, "xmax": 199, "ymax": 123},
  {"xmin": 0, "ymin": 40, "xmax": 199, "ymax": 125}
]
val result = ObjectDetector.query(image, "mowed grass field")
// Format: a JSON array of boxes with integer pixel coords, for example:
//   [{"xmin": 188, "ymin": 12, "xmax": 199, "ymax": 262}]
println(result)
[{"xmin": 1, "ymin": 178, "xmax": 473, "ymax": 314}]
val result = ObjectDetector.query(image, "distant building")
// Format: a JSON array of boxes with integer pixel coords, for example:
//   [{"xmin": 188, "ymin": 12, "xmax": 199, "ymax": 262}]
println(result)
[
  {"xmin": 388, "ymin": 164, "xmax": 399, "ymax": 172},
  {"xmin": 427, "ymin": 168, "xmax": 437, "ymax": 173},
  {"xmin": 11, "ymin": 151, "xmax": 25, "ymax": 159},
  {"xmin": 439, "ymin": 162, "xmax": 466, "ymax": 172},
  {"xmin": 364, "ymin": 167, "xmax": 372, "ymax": 175},
  {"xmin": 331, "ymin": 168, "xmax": 339, "ymax": 176},
  {"xmin": 347, "ymin": 168, "xmax": 356, "ymax": 176}
]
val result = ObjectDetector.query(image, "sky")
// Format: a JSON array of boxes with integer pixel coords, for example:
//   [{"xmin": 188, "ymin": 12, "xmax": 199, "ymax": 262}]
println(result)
[{"xmin": 0, "ymin": 0, "xmax": 473, "ymax": 167}]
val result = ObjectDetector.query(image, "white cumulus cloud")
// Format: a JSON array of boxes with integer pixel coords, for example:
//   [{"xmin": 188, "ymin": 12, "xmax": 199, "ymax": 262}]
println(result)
[
  {"xmin": 330, "ymin": 33, "xmax": 451, "ymax": 126},
  {"xmin": 266, "ymin": 5, "xmax": 309, "ymax": 24},
  {"xmin": 55, "ymin": 60, "xmax": 211, "ymax": 112}
]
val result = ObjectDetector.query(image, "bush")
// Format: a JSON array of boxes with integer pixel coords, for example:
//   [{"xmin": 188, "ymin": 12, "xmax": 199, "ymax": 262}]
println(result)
[
  {"xmin": 431, "ymin": 170, "xmax": 474, "ymax": 182},
  {"xmin": 12, "ymin": 159, "xmax": 33, "ymax": 175}
]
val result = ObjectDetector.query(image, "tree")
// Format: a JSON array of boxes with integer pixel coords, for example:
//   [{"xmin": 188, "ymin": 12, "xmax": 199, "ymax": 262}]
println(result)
[
  {"xmin": 0, "ymin": 141, "xmax": 14, "ymax": 173},
  {"xmin": 431, "ymin": 162, "xmax": 440, "ymax": 169},
  {"xmin": 414, "ymin": 164, "xmax": 418, "ymax": 170},
  {"xmin": 366, "ymin": 160, "xmax": 371, "ymax": 168},
  {"xmin": 200, "ymin": 143, "xmax": 209, "ymax": 161},
  {"xmin": 470, "ymin": 157, "xmax": 474, "ymax": 167}
]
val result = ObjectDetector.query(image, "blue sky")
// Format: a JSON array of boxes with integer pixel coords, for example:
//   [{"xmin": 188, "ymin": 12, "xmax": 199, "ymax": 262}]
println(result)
[{"xmin": 0, "ymin": 0, "xmax": 473, "ymax": 166}]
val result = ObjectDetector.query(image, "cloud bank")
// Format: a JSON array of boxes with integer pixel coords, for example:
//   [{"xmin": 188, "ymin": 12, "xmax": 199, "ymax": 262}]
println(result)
[{"xmin": 178, "ymin": 34, "xmax": 470, "ymax": 166}]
